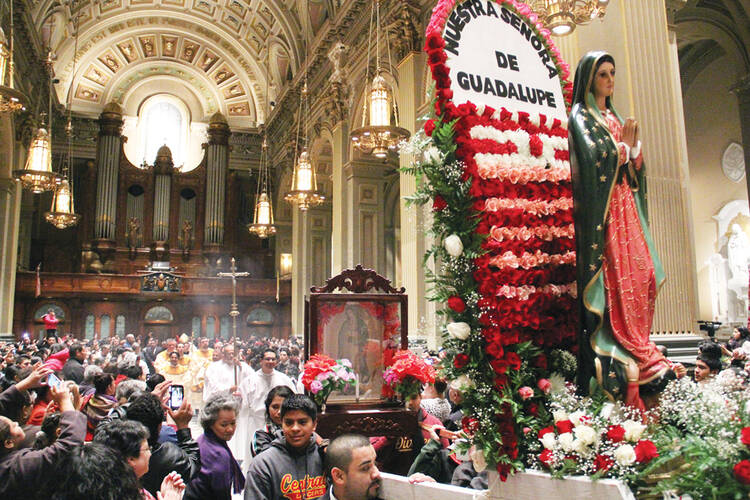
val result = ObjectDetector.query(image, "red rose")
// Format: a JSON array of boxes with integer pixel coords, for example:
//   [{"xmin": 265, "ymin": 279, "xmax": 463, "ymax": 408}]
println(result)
[
  {"xmin": 606, "ymin": 425, "xmax": 625, "ymax": 443},
  {"xmin": 529, "ymin": 134, "xmax": 543, "ymax": 156},
  {"xmin": 538, "ymin": 426, "xmax": 554, "ymax": 439},
  {"xmin": 528, "ymin": 403, "xmax": 539, "ymax": 417},
  {"xmin": 462, "ymin": 417, "xmax": 479, "ymax": 434},
  {"xmin": 453, "ymin": 353, "xmax": 470, "ymax": 369},
  {"xmin": 447, "ymin": 296, "xmax": 466, "ymax": 313},
  {"xmin": 505, "ymin": 352, "xmax": 521, "ymax": 370},
  {"xmin": 537, "ymin": 378, "xmax": 552, "ymax": 393},
  {"xmin": 593, "ymin": 454, "xmax": 613, "ymax": 472},
  {"xmin": 555, "ymin": 420, "xmax": 573, "ymax": 434},
  {"xmin": 437, "ymin": 88, "xmax": 453, "ymax": 101},
  {"xmin": 427, "ymin": 50, "xmax": 447, "ymax": 65},
  {"xmin": 432, "ymin": 194, "xmax": 447, "ymax": 211},
  {"xmin": 634, "ymin": 440, "xmax": 658, "ymax": 464},
  {"xmin": 539, "ymin": 449, "xmax": 554, "ymax": 467},
  {"xmin": 735, "ymin": 460, "xmax": 750, "ymax": 485},
  {"xmin": 742, "ymin": 427, "xmax": 750, "ymax": 446},
  {"xmin": 424, "ymin": 119, "xmax": 436, "ymax": 137}
]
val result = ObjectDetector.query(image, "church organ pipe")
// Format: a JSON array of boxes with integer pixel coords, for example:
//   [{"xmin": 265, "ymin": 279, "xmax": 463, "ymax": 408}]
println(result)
[
  {"xmin": 153, "ymin": 174, "xmax": 171, "ymax": 242},
  {"xmin": 94, "ymin": 105, "xmax": 124, "ymax": 241},
  {"xmin": 204, "ymin": 114, "xmax": 230, "ymax": 246}
]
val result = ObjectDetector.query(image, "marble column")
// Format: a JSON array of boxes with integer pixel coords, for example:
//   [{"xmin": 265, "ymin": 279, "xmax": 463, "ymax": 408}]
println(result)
[
  {"xmin": 204, "ymin": 113, "xmax": 230, "ymax": 250},
  {"xmin": 0, "ymin": 114, "xmax": 21, "ymax": 339},
  {"xmin": 291, "ymin": 207, "xmax": 308, "ymax": 336},
  {"xmin": 330, "ymin": 121, "xmax": 350, "ymax": 274},
  {"xmin": 397, "ymin": 51, "xmax": 439, "ymax": 348},
  {"xmin": 732, "ymin": 76, "xmax": 750, "ymax": 200},
  {"xmin": 555, "ymin": 0, "xmax": 697, "ymax": 333},
  {"xmin": 94, "ymin": 103, "xmax": 124, "ymax": 245}
]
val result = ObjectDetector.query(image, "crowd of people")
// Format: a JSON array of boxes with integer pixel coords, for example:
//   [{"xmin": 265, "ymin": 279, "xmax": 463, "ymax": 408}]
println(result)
[{"xmin": 0, "ymin": 331, "xmax": 477, "ymax": 499}]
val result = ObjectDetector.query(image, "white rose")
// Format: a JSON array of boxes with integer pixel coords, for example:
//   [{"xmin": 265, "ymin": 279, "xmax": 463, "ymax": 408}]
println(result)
[
  {"xmin": 541, "ymin": 433, "xmax": 556, "ymax": 450},
  {"xmin": 622, "ymin": 420, "xmax": 646, "ymax": 442},
  {"xmin": 552, "ymin": 410, "xmax": 568, "ymax": 423},
  {"xmin": 475, "ymin": 103, "xmax": 485, "ymax": 116},
  {"xmin": 423, "ymin": 146, "xmax": 443, "ymax": 164},
  {"xmin": 569, "ymin": 410, "xmax": 586, "ymax": 426},
  {"xmin": 558, "ymin": 432, "xmax": 574, "ymax": 452},
  {"xmin": 451, "ymin": 374, "xmax": 475, "ymax": 391},
  {"xmin": 573, "ymin": 425, "xmax": 597, "ymax": 446},
  {"xmin": 613, "ymin": 444, "xmax": 636, "ymax": 466},
  {"xmin": 443, "ymin": 234, "xmax": 464, "ymax": 257},
  {"xmin": 470, "ymin": 446, "xmax": 487, "ymax": 473},
  {"xmin": 446, "ymin": 322, "xmax": 471, "ymax": 341},
  {"xmin": 572, "ymin": 438, "xmax": 588, "ymax": 455}
]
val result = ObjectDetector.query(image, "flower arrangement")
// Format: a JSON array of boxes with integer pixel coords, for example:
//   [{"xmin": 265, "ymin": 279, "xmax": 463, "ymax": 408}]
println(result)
[
  {"xmin": 637, "ymin": 374, "xmax": 750, "ymax": 498},
  {"xmin": 528, "ymin": 379, "xmax": 658, "ymax": 485},
  {"xmin": 407, "ymin": 0, "xmax": 577, "ymax": 480},
  {"xmin": 300, "ymin": 354, "xmax": 356, "ymax": 407},
  {"xmin": 382, "ymin": 350, "xmax": 436, "ymax": 401}
]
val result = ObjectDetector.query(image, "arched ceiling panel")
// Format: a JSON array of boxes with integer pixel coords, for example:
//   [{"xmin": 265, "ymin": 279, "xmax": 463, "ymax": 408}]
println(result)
[{"xmin": 31, "ymin": 0, "xmax": 307, "ymax": 124}]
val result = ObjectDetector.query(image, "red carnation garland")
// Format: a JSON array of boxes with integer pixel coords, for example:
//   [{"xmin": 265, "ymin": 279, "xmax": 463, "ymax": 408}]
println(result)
[{"xmin": 422, "ymin": 0, "xmax": 576, "ymax": 480}]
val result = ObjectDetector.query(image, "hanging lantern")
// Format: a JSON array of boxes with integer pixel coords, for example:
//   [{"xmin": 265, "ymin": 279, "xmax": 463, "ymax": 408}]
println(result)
[
  {"xmin": 527, "ymin": 0, "xmax": 610, "ymax": 36},
  {"xmin": 14, "ymin": 127, "xmax": 58, "ymax": 193},
  {"xmin": 0, "ymin": 2, "xmax": 28, "ymax": 115},
  {"xmin": 284, "ymin": 148, "xmax": 324, "ymax": 211},
  {"xmin": 369, "ymin": 75, "xmax": 390, "ymax": 127},
  {"xmin": 350, "ymin": 0, "xmax": 409, "ymax": 158},
  {"xmin": 44, "ymin": 179, "xmax": 80, "ymax": 229},
  {"xmin": 248, "ymin": 191, "xmax": 277, "ymax": 238}
]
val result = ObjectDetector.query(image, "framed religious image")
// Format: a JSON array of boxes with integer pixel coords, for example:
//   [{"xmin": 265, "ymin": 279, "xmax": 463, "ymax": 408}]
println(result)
[{"xmin": 305, "ymin": 265, "xmax": 408, "ymax": 403}]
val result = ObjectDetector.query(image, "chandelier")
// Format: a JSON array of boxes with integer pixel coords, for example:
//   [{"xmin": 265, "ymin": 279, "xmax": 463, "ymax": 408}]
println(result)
[
  {"xmin": 14, "ymin": 122, "xmax": 58, "ymax": 193},
  {"xmin": 0, "ymin": 0, "xmax": 27, "ymax": 114},
  {"xmin": 45, "ymin": 9, "xmax": 81, "ymax": 229},
  {"xmin": 350, "ymin": 0, "xmax": 409, "ymax": 158},
  {"xmin": 284, "ymin": 18, "xmax": 324, "ymax": 212},
  {"xmin": 527, "ymin": 0, "xmax": 610, "ymax": 36},
  {"xmin": 249, "ymin": 48, "xmax": 277, "ymax": 237},
  {"xmin": 248, "ymin": 137, "xmax": 277, "ymax": 238}
]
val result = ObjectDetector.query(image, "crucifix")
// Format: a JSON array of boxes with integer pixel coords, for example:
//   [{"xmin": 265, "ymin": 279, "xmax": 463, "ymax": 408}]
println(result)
[{"xmin": 217, "ymin": 257, "xmax": 249, "ymax": 385}]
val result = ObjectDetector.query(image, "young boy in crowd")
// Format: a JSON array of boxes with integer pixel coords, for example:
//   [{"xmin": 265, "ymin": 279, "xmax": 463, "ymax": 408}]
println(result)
[{"xmin": 244, "ymin": 394, "xmax": 328, "ymax": 500}]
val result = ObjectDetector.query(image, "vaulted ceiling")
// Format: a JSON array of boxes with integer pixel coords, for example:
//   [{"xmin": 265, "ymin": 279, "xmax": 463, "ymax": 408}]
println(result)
[{"xmin": 30, "ymin": 0, "xmax": 336, "ymax": 127}]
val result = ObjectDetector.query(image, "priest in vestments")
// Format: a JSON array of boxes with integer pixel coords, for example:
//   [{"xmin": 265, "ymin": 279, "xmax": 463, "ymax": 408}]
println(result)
[
  {"xmin": 240, "ymin": 348, "xmax": 298, "ymax": 467},
  {"xmin": 203, "ymin": 343, "xmax": 259, "ymax": 462},
  {"xmin": 188, "ymin": 337, "xmax": 214, "ymax": 410}
]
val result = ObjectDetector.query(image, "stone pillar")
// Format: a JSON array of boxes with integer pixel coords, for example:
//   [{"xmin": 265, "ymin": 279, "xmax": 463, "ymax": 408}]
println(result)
[
  {"xmin": 291, "ymin": 208, "xmax": 309, "ymax": 336},
  {"xmin": 555, "ymin": 0, "xmax": 697, "ymax": 333},
  {"xmin": 152, "ymin": 146, "xmax": 174, "ymax": 242},
  {"xmin": 94, "ymin": 102, "xmax": 124, "ymax": 246},
  {"xmin": 330, "ymin": 121, "xmax": 350, "ymax": 273},
  {"xmin": 397, "ymin": 51, "xmax": 439, "ymax": 347},
  {"xmin": 732, "ymin": 76, "xmax": 750, "ymax": 200},
  {"xmin": 0, "ymin": 113, "xmax": 22, "ymax": 339},
  {"xmin": 204, "ymin": 113, "xmax": 230, "ymax": 250}
]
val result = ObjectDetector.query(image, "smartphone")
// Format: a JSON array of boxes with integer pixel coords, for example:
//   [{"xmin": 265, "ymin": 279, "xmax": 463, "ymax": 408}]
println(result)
[
  {"xmin": 168, "ymin": 385, "xmax": 184, "ymax": 411},
  {"xmin": 46, "ymin": 373, "xmax": 62, "ymax": 389}
]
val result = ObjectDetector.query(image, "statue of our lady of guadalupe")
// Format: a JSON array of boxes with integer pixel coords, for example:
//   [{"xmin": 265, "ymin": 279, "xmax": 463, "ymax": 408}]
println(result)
[{"xmin": 569, "ymin": 51, "xmax": 685, "ymax": 409}]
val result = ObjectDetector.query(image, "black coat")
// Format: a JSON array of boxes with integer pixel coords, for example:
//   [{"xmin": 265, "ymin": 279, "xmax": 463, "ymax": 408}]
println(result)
[{"xmin": 141, "ymin": 427, "xmax": 201, "ymax": 496}]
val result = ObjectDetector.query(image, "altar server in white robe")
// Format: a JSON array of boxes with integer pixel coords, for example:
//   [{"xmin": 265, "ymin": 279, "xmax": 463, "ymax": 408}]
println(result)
[
  {"xmin": 237, "ymin": 348, "xmax": 298, "ymax": 467},
  {"xmin": 203, "ymin": 343, "xmax": 259, "ymax": 462}
]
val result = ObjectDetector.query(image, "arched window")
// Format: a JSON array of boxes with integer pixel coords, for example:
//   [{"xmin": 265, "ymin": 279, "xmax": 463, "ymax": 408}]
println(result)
[
  {"xmin": 85, "ymin": 315, "xmax": 95, "ymax": 340},
  {"xmin": 101, "ymin": 315, "xmax": 111, "ymax": 339},
  {"xmin": 206, "ymin": 316, "xmax": 216, "ymax": 339},
  {"xmin": 138, "ymin": 95, "xmax": 189, "ymax": 169},
  {"xmin": 220, "ymin": 316, "xmax": 230, "ymax": 339},
  {"xmin": 144, "ymin": 306, "xmax": 174, "ymax": 322},
  {"xmin": 115, "ymin": 315, "xmax": 126, "ymax": 336},
  {"xmin": 191, "ymin": 316, "xmax": 201, "ymax": 336}
]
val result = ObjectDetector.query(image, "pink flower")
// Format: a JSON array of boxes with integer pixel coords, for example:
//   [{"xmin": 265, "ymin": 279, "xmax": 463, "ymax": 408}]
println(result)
[
  {"xmin": 310, "ymin": 380, "xmax": 323, "ymax": 394},
  {"xmin": 518, "ymin": 386, "xmax": 534, "ymax": 400},
  {"xmin": 537, "ymin": 378, "xmax": 552, "ymax": 393}
]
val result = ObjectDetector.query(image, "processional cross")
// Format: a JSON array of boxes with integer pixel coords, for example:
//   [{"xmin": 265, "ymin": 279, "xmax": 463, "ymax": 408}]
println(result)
[{"xmin": 217, "ymin": 257, "xmax": 249, "ymax": 385}]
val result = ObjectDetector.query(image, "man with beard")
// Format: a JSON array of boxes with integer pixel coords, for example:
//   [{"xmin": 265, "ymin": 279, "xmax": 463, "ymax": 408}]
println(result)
[{"xmin": 326, "ymin": 434, "xmax": 383, "ymax": 500}]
